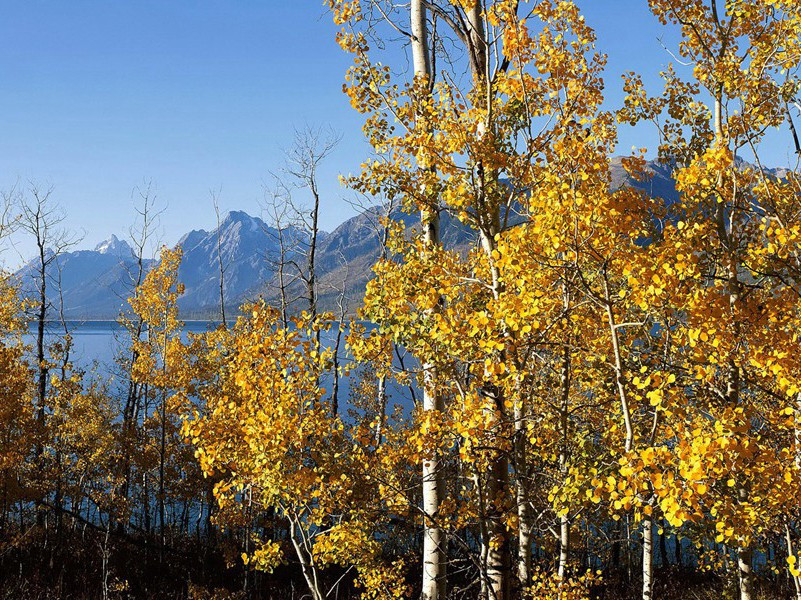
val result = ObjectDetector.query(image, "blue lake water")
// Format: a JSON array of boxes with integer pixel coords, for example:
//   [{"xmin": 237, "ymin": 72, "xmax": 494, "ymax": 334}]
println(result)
[
  {"xmin": 24, "ymin": 321, "xmax": 219, "ymax": 391},
  {"xmin": 23, "ymin": 320, "xmax": 415, "ymax": 414}
]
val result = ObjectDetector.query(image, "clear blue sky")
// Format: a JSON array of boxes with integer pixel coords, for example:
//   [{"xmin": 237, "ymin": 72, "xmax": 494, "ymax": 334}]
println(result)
[{"xmin": 0, "ymin": 1, "xmax": 795, "ymax": 265}]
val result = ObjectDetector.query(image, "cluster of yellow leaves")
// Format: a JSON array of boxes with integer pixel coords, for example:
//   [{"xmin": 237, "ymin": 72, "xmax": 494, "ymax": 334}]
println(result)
[
  {"xmin": 0, "ymin": 276, "xmax": 34, "ymax": 504},
  {"xmin": 330, "ymin": 0, "xmax": 801, "ymax": 592},
  {"xmin": 526, "ymin": 568, "xmax": 602, "ymax": 600},
  {"xmin": 183, "ymin": 301, "xmax": 411, "ymax": 597}
]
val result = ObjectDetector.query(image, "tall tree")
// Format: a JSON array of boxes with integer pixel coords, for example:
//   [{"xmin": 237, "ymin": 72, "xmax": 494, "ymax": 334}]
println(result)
[
  {"xmin": 211, "ymin": 189, "xmax": 228, "ymax": 328},
  {"xmin": 282, "ymin": 125, "xmax": 341, "ymax": 322},
  {"xmin": 17, "ymin": 185, "xmax": 80, "ymax": 526},
  {"xmin": 619, "ymin": 2, "xmax": 801, "ymax": 599}
]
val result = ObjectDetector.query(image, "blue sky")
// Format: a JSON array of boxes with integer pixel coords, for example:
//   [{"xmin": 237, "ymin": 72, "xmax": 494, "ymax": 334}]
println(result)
[{"xmin": 0, "ymin": 1, "xmax": 795, "ymax": 265}]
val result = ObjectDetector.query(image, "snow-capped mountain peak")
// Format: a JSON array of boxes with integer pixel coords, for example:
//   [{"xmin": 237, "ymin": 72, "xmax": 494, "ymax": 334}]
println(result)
[
  {"xmin": 94, "ymin": 234, "xmax": 133, "ymax": 257},
  {"xmin": 221, "ymin": 210, "xmax": 260, "ymax": 233}
]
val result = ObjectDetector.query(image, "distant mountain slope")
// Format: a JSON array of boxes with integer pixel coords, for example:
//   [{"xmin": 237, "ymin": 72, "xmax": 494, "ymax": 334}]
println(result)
[
  {"xmin": 610, "ymin": 156, "xmax": 679, "ymax": 205},
  {"xmin": 16, "ymin": 156, "xmax": 772, "ymax": 319},
  {"xmin": 314, "ymin": 205, "xmax": 476, "ymax": 311},
  {"xmin": 176, "ymin": 210, "xmax": 306, "ymax": 316},
  {"xmin": 15, "ymin": 235, "xmax": 153, "ymax": 320}
]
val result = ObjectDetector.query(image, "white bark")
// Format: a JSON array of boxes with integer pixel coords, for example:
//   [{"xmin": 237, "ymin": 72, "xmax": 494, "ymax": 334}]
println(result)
[
  {"xmin": 558, "ymin": 516, "xmax": 570, "ymax": 579},
  {"xmin": 412, "ymin": 2, "xmax": 446, "ymax": 599},
  {"xmin": 737, "ymin": 546, "xmax": 753, "ymax": 600},
  {"xmin": 642, "ymin": 517, "xmax": 653, "ymax": 600},
  {"xmin": 786, "ymin": 524, "xmax": 801, "ymax": 600},
  {"xmin": 411, "ymin": 0, "xmax": 431, "ymax": 81},
  {"xmin": 422, "ymin": 384, "xmax": 446, "ymax": 600},
  {"xmin": 515, "ymin": 400, "xmax": 532, "ymax": 587},
  {"xmin": 558, "ymin": 340, "xmax": 571, "ymax": 580},
  {"xmin": 289, "ymin": 514, "xmax": 324, "ymax": 600}
]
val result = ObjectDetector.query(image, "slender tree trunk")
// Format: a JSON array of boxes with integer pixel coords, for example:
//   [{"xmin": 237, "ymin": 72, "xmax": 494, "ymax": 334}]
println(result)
[
  {"xmin": 143, "ymin": 469, "xmax": 151, "ymax": 535},
  {"xmin": 412, "ymin": 2, "xmax": 447, "ymax": 598},
  {"xmin": 557, "ymin": 319, "xmax": 571, "ymax": 579},
  {"xmin": 289, "ymin": 514, "xmax": 323, "ymax": 600},
  {"xmin": 374, "ymin": 374, "xmax": 388, "ymax": 447},
  {"xmin": 158, "ymin": 323, "xmax": 169, "ymax": 563},
  {"xmin": 515, "ymin": 406, "xmax": 532, "ymax": 587},
  {"xmin": 786, "ymin": 524, "xmax": 801, "ymax": 600},
  {"xmin": 35, "ymin": 255, "xmax": 47, "ymax": 426},
  {"xmin": 421, "ymin": 402, "xmax": 446, "ymax": 600},
  {"xmin": 602, "ymin": 272, "xmax": 634, "ymax": 453},
  {"xmin": 559, "ymin": 516, "xmax": 570, "ymax": 579},
  {"xmin": 34, "ymin": 246, "xmax": 48, "ymax": 529},
  {"xmin": 331, "ymin": 281, "xmax": 347, "ymax": 415},
  {"xmin": 373, "ymin": 200, "xmax": 394, "ymax": 448},
  {"xmin": 486, "ymin": 455, "xmax": 511, "ymax": 600},
  {"xmin": 642, "ymin": 517, "xmax": 653, "ymax": 600},
  {"xmin": 158, "ymin": 390, "xmax": 166, "ymax": 561},
  {"xmin": 612, "ymin": 520, "xmax": 621, "ymax": 571},
  {"xmin": 790, "ymin": 397, "xmax": 801, "ymax": 599},
  {"xmin": 474, "ymin": 471, "xmax": 490, "ymax": 600},
  {"xmin": 213, "ymin": 196, "xmax": 227, "ymax": 327},
  {"xmin": 737, "ymin": 546, "xmax": 753, "ymax": 600},
  {"xmin": 602, "ymin": 270, "xmax": 652, "ymax": 598},
  {"xmin": 331, "ymin": 324, "xmax": 342, "ymax": 415},
  {"xmin": 53, "ymin": 276, "xmax": 71, "ymax": 542},
  {"xmin": 307, "ymin": 186, "xmax": 319, "ymax": 324},
  {"xmin": 122, "ymin": 206, "xmax": 150, "ymax": 522},
  {"xmin": 276, "ymin": 226, "xmax": 290, "ymax": 329}
]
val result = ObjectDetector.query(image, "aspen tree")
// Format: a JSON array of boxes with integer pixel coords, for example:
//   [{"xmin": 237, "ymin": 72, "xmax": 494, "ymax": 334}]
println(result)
[
  {"xmin": 331, "ymin": 1, "xmax": 621, "ymax": 597},
  {"xmin": 619, "ymin": 2, "xmax": 801, "ymax": 599},
  {"xmin": 410, "ymin": 3, "xmax": 448, "ymax": 598},
  {"xmin": 17, "ymin": 186, "xmax": 80, "ymax": 529}
]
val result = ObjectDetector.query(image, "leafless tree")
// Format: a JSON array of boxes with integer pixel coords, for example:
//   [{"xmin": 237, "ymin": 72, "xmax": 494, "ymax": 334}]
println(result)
[
  {"xmin": 18, "ymin": 185, "xmax": 81, "ymax": 430},
  {"xmin": 121, "ymin": 182, "xmax": 164, "ymax": 430},
  {"xmin": 0, "ymin": 188, "xmax": 17, "ymax": 249},
  {"xmin": 328, "ymin": 250, "xmax": 350, "ymax": 416},
  {"xmin": 16, "ymin": 184, "xmax": 81, "ymax": 525},
  {"xmin": 210, "ymin": 189, "xmax": 228, "ymax": 328},
  {"xmin": 345, "ymin": 190, "xmax": 399, "ymax": 442},
  {"xmin": 260, "ymin": 178, "xmax": 304, "ymax": 327},
  {"xmin": 281, "ymin": 125, "xmax": 342, "ymax": 323},
  {"xmin": 117, "ymin": 182, "xmax": 164, "ymax": 535}
]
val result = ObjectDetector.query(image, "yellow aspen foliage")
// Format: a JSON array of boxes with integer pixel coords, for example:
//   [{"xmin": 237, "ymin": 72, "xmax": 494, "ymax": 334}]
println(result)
[
  {"xmin": 185, "ymin": 303, "xmax": 407, "ymax": 599},
  {"xmin": 0, "ymin": 275, "xmax": 35, "ymax": 517}
]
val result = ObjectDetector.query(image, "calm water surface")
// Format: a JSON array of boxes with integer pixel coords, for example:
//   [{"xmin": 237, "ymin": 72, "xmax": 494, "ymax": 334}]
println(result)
[
  {"xmin": 22, "ymin": 320, "xmax": 407, "ymax": 410},
  {"xmin": 24, "ymin": 321, "xmax": 218, "ymax": 381}
]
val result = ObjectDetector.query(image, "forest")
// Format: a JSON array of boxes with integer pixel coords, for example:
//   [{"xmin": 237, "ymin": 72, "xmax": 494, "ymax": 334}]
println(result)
[{"xmin": 2, "ymin": 0, "xmax": 801, "ymax": 599}]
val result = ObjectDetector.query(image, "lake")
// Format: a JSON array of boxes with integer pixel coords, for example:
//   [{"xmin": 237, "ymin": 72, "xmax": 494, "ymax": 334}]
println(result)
[
  {"xmin": 23, "ymin": 320, "xmax": 414, "ymax": 413},
  {"xmin": 24, "ymin": 320, "xmax": 220, "ymax": 389}
]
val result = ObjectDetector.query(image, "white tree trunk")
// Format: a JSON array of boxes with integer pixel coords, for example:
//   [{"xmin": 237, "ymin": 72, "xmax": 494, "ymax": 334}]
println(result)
[
  {"xmin": 558, "ymin": 336, "xmax": 571, "ymax": 580},
  {"xmin": 289, "ymin": 515, "xmax": 324, "ymax": 600},
  {"xmin": 412, "ymin": 2, "xmax": 446, "ymax": 599},
  {"xmin": 642, "ymin": 517, "xmax": 653, "ymax": 600},
  {"xmin": 422, "ymin": 384, "xmax": 446, "ymax": 600},
  {"xmin": 515, "ymin": 402, "xmax": 532, "ymax": 588},
  {"xmin": 411, "ymin": 0, "xmax": 430, "ymax": 80},
  {"xmin": 737, "ymin": 546, "xmax": 753, "ymax": 600},
  {"xmin": 558, "ymin": 516, "xmax": 570, "ymax": 579}
]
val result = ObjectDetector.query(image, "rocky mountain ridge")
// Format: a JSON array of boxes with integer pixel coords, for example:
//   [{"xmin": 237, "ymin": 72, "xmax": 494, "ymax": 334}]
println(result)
[{"xmin": 16, "ymin": 157, "xmax": 752, "ymax": 319}]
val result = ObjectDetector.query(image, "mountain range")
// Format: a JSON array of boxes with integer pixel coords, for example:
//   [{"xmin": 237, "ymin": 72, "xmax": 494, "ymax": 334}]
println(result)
[
  {"xmin": 16, "ymin": 157, "xmax": 768, "ymax": 320},
  {"xmin": 11, "ymin": 204, "xmax": 441, "ymax": 320}
]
